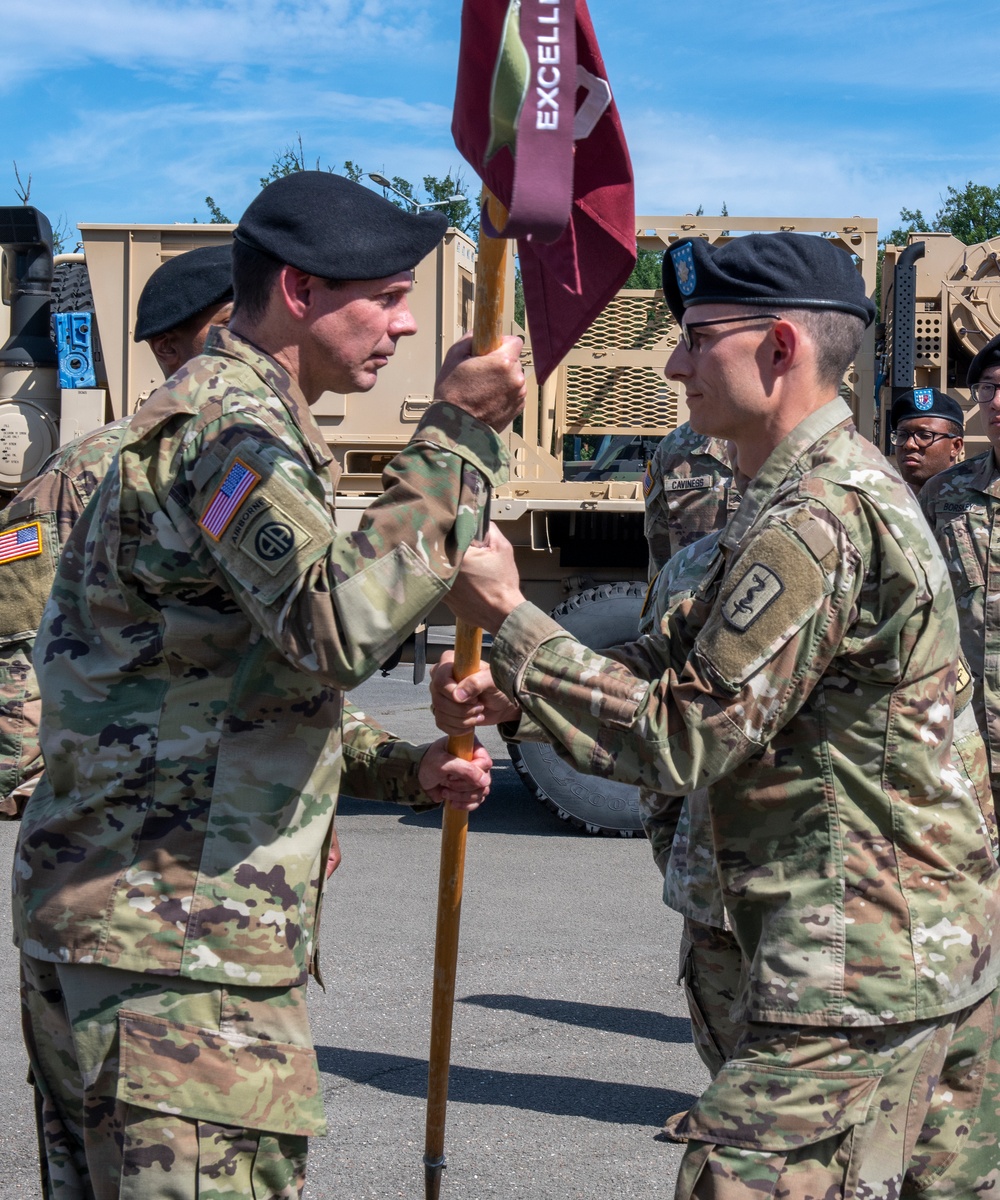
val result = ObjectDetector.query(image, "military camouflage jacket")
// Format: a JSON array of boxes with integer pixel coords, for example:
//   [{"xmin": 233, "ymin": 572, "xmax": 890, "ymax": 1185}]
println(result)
[
  {"xmin": 643, "ymin": 421, "xmax": 736, "ymax": 580},
  {"xmin": 494, "ymin": 398, "xmax": 1000, "ymax": 1026},
  {"xmin": 637, "ymin": 532, "xmax": 728, "ymax": 928},
  {"xmin": 14, "ymin": 327, "xmax": 506, "ymax": 988},
  {"xmin": 919, "ymin": 449, "xmax": 1000, "ymax": 784},
  {"xmin": 0, "ymin": 420, "xmax": 129, "ymax": 816}
]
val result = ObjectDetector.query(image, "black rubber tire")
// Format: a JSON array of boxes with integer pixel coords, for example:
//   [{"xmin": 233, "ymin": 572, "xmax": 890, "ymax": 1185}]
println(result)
[
  {"xmin": 510, "ymin": 581, "xmax": 648, "ymax": 836},
  {"xmin": 50, "ymin": 261, "xmax": 94, "ymax": 313}
]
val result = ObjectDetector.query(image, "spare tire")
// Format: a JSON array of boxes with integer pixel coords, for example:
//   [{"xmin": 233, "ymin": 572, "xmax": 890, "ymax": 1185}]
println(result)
[
  {"xmin": 510, "ymin": 581, "xmax": 647, "ymax": 836},
  {"xmin": 50, "ymin": 261, "xmax": 94, "ymax": 313}
]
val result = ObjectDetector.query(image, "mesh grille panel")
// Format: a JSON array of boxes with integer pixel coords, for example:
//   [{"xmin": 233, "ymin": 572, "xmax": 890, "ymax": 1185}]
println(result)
[
  {"xmin": 575, "ymin": 293, "xmax": 676, "ymax": 351},
  {"xmin": 565, "ymin": 365, "xmax": 677, "ymax": 432}
]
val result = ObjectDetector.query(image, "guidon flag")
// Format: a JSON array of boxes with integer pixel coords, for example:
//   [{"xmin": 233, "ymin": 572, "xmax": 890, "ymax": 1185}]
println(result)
[{"xmin": 452, "ymin": 0, "xmax": 636, "ymax": 384}]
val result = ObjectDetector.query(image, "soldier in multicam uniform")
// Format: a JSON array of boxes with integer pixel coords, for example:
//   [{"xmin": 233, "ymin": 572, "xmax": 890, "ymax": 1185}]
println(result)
[
  {"xmin": 921, "ymin": 333, "xmax": 1000, "ymax": 821},
  {"xmin": 0, "ymin": 244, "xmax": 234, "ymax": 819},
  {"xmin": 14, "ymin": 172, "xmax": 526, "ymax": 1200},
  {"xmin": 642, "ymin": 423, "xmax": 740, "ymax": 1098},
  {"xmin": 888, "ymin": 385, "xmax": 964, "ymax": 497},
  {"xmin": 636, "ymin": 532, "xmax": 743, "ymax": 1104},
  {"xmin": 433, "ymin": 233, "xmax": 1000, "ymax": 1196},
  {"xmin": 643, "ymin": 421, "xmax": 735, "ymax": 580}
]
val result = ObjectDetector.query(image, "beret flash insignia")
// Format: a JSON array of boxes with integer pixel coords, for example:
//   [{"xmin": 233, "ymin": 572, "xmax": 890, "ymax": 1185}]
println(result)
[{"xmin": 670, "ymin": 243, "xmax": 697, "ymax": 297}]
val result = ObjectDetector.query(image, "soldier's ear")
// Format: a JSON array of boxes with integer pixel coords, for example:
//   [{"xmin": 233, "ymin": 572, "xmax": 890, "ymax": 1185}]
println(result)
[
  {"xmin": 769, "ymin": 319, "xmax": 800, "ymax": 377},
  {"xmin": 147, "ymin": 329, "xmax": 185, "ymax": 378}
]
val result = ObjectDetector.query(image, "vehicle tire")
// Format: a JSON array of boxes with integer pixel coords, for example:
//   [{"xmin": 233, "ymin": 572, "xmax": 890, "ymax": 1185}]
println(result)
[
  {"xmin": 510, "ymin": 581, "xmax": 648, "ymax": 836},
  {"xmin": 50, "ymin": 261, "xmax": 94, "ymax": 313}
]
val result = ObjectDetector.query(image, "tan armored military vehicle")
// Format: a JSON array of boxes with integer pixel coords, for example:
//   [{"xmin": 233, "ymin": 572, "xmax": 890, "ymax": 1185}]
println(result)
[
  {"xmin": 880, "ymin": 232, "xmax": 1000, "ymax": 456},
  {"xmin": 0, "ymin": 208, "xmax": 887, "ymax": 835}
]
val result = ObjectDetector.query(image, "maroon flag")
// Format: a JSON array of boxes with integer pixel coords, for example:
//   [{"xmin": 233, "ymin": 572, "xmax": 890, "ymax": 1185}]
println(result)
[{"xmin": 452, "ymin": 0, "xmax": 636, "ymax": 384}]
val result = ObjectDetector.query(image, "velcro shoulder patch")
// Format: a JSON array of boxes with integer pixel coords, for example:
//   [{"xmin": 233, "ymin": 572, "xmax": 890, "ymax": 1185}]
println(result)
[
  {"xmin": 194, "ymin": 440, "xmax": 333, "ymax": 607},
  {"xmin": 0, "ymin": 512, "xmax": 58, "ymax": 641},
  {"xmin": 698, "ymin": 525, "xmax": 831, "ymax": 690}
]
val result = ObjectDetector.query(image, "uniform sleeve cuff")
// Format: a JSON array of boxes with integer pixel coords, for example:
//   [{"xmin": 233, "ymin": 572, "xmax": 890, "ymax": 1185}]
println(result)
[
  {"xmin": 413, "ymin": 401, "xmax": 509, "ymax": 487},
  {"xmin": 490, "ymin": 601, "xmax": 567, "ymax": 700},
  {"xmin": 377, "ymin": 740, "xmax": 438, "ymax": 810}
]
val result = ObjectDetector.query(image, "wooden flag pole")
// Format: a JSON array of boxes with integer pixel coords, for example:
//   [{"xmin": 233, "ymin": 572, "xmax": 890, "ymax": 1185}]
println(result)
[{"xmin": 424, "ymin": 189, "xmax": 509, "ymax": 1200}]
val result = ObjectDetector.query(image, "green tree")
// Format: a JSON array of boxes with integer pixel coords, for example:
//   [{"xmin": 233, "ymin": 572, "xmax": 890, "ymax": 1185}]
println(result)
[
  {"xmin": 885, "ymin": 206, "xmax": 932, "ymax": 247},
  {"xmin": 885, "ymin": 184, "xmax": 1000, "ymax": 248},
  {"xmin": 624, "ymin": 248, "xmax": 662, "ymax": 289},
  {"xmin": 421, "ymin": 173, "xmax": 475, "ymax": 237},
  {"xmin": 935, "ymin": 182, "xmax": 1000, "ymax": 245},
  {"xmin": 200, "ymin": 196, "xmax": 232, "ymax": 224},
  {"xmin": 198, "ymin": 141, "xmax": 476, "ymax": 239}
]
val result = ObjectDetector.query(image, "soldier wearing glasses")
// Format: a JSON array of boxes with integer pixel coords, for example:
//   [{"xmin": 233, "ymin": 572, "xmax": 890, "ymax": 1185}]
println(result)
[
  {"xmin": 921, "ymin": 333, "xmax": 1000, "ymax": 811},
  {"xmin": 888, "ymin": 385, "xmax": 964, "ymax": 495},
  {"xmin": 433, "ymin": 234, "xmax": 1000, "ymax": 1197}
]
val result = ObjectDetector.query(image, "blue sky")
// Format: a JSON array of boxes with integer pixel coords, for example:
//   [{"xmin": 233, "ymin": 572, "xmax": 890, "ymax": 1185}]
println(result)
[{"xmin": 6, "ymin": 0, "xmax": 999, "ymax": 243}]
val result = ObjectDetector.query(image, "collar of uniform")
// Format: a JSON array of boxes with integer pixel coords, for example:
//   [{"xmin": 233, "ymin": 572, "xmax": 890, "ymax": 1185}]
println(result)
[
  {"xmin": 203, "ymin": 326, "xmax": 333, "ymax": 470},
  {"xmin": 721, "ymin": 397, "xmax": 851, "ymax": 551},
  {"xmin": 972, "ymin": 448, "xmax": 1000, "ymax": 498}
]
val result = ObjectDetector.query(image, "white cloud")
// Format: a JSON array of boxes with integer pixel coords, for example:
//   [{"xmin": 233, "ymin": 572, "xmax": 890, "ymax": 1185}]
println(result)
[
  {"xmin": 19, "ymin": 78, "xmax": 464, "ymax": 226},
  {"xmin": 3, "ymin": 0, "xmax": 449, "ymax": 89},
  {"xmin": 624, "ymin": 108, "xmax": 1000, "ymax": 236}
]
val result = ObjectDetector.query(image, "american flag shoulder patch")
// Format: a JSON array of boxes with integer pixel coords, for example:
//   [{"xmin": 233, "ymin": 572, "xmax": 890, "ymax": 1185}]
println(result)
[
  {"xmin": 642, "ymin": 460, "xmax": 654, "ymax": 498},
  {"xmin": 199, "ymin": 458, "xmax": 261, "ymax": 540},
  {"xmin": 0, "ymin": 520, "xmax": 43, "ymax": 565}
]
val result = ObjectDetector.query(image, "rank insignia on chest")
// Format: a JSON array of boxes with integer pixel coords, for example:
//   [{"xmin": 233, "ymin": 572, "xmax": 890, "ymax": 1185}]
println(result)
[
  {"xmin": 0, "ymin": 520, "xmax": 42, "ymax": 565},
  {"xmin": 723, "ymin": 562, "xmax": 784, "ymax": 631},
  {"xmin": 199, "ymin": 458, "xmax": 261, "ymax": 540}
]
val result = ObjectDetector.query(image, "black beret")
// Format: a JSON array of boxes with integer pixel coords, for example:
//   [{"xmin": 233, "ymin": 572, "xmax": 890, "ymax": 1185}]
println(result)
[
  {"xmin": 134, "ymin": 244, "xmax": 233, "ymax": 342},
  {"xmin": 890, "ymin": 387, "xmax": 964, "ymax": 432},
  {"xmin": 662, "ymin": 232, "xmax": 876, "ymax": 328},
  {"xmin": 233, "ymin": 172, "xmax": 448, "ymax": 280},
  {"xmin": 967, "ymin": 332, "xmax": 1000, "ymax": 388}
]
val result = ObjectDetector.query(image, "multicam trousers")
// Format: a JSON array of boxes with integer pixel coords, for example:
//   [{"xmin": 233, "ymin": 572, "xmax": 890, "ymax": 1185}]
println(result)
[
  {"xmin": 668, "ymin": 981, "xmax": 1000, "ymax": 1199},
  {"xmin": 678, "ymin": 918, "xmax": 743, "ymax": 1079},
  {"xmin": 20, "ymin": 955, "xmax": 326, "ymax": 1200}
]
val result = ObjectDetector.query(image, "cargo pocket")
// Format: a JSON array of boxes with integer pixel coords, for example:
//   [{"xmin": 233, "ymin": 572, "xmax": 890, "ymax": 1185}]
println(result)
[
  {"xmin": 676, "ymin": 1060, "xmax": 880, "ymax": 1199},
  {"xmin": 116, "ymin": 1008, "xmax": 326, "ymax": 1137},
  {"xmin": 939, "ymin": 516, "xmax": 985, "ymax": 601},
  {"xmin": 679, "ymin": 931, "xmax": 728, "ymax": 1078}
]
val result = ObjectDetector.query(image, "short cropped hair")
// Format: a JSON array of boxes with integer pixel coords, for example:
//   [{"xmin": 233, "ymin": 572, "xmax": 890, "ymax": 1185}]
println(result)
[
  {"xmin": 780, "ymin": 308, "xmax": 867, "ymax": 389},
  {"xmin": 232, "ymin": 240, "xmax": 347, "ymax": 323},
  {"xmin": 231, "ymin": 239, "xmax": 283, "ymax": 323}
]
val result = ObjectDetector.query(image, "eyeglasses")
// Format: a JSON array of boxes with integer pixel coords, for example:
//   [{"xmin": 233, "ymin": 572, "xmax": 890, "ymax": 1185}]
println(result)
[
  {"xmin": 889, "ymin": 427, "xmax": 961, "ymax": 449},
  {"xmin": 971, "ymin": 381, "xmax": 1000, "ymax": 405},
  {"xmin": 679, "ymin": 314, "xmax": 780, "ymax": 351}
]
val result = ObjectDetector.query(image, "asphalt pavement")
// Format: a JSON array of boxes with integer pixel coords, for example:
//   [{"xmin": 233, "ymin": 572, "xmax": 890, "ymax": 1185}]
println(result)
[{"xmin": 0, "ymin": 665, "xmax": 705, "ymax": 1198}]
